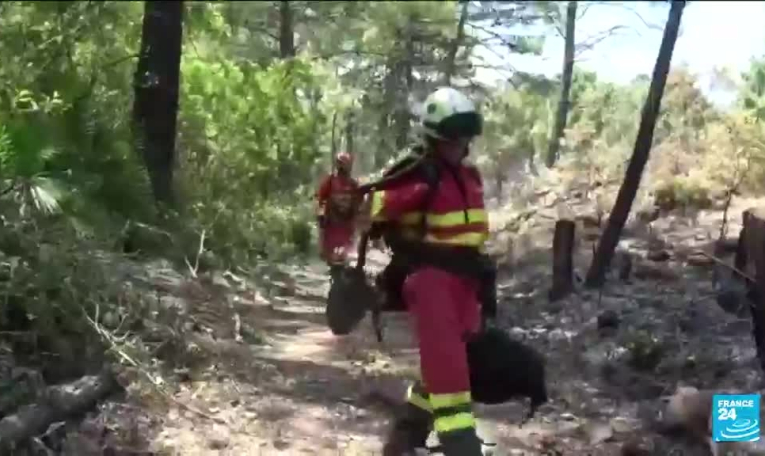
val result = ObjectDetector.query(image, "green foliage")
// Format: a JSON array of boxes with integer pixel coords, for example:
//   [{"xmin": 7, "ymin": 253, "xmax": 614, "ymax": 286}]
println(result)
[
  {"xmin": 176, "ymin": 56, "xmax": 323, "ymax": 262},
  {"xmin": 2, "ymin": 0, "xmax": 765, "ymax": 272},
  {"xmin": 476, "ymin": 57, "xmax": 765, "ymax": 210}
]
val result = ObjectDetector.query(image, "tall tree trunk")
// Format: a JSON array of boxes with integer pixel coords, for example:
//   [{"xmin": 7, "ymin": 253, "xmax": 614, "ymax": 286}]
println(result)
[
  {"xmin": 330, "ymin": 111, "xmax": 338, "ymax": 157},
  {"xmin": 376, "ymin": 58, "xmax": 397, "ymax": 167},
  {"xmin": 394, "ymin": 25, "xmax": 415, "ymax": 151},
  {"xmin": 495, "ymin": 169, "xmax": 504, "ymax": 205},
  {"xmin": 443, "ymin": 0, "xmax": 470, "ymax": 86},
  {"xmin": 133, "ymin": 0, "xmax": 184, "ymax": 206},
  {"xmin": 584, "ymin": 0, "xmax": 686, "ymax": 288},
  {"xmin": 545, "ymin": 1, "xmax": 577, "ymax": 168},
  {"xmin": 279, "ymin": 0, "xmax": 295, "ymax": 59},
  {"xmin": 528, "ymin": 147, "xmax": 539, "ymax": 176},
  {"xmin": 345, "ymin": 110, "xmax": 355, "ymax": 156}
]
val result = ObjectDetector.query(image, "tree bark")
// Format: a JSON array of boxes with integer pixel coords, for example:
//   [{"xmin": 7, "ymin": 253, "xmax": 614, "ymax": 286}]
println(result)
[
  {"xmin": 133, "ymin": 0, "xmax": 184, "ymax": 207},
  {"xmin": 443, "ymin": 0, "xmax": 470, "ymax": 86},
  {"xmin": 549, "ymin": 219, "xmax": 576, "ymax": 301},
  {"xmin": 545, "ymin": 1, "xmax": 577, "ymax": 168},
  {"xmin": 584, "ymin": 0, "xmax": 685, "ymax": 288},
  {"xmin": 345, "ymin": 110, "xmax": 355, "ymax": 156},
  {"xmin": 0, "ymin": 370, "xmax": 118, "ymax": 450},
  {"xmin": 394, "ymin": 25, "xmax": 415, "ymax": 151},
  {"xmin": 279, "ymin": 0, "xmax": 295, "ymax": 59},
  {"xmin": 330, "ymin": 111, "xmax": 338, "ymax": 158},
  {"xmin": 738, "ymin": 208, "xmax": 765, "ymax": 372}
]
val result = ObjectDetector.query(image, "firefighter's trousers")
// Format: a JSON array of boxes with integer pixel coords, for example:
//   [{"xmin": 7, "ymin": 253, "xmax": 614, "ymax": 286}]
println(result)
[
  {"xmin": 319, "ymin": 221, "xmax": 355, "ymax": 265},
  {"xmin": 402, "ymin": 266, "xmax": 483, "ymax": 454}
]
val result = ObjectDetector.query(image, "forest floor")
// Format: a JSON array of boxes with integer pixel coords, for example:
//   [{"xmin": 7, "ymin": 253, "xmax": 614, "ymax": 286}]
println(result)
[{"xmin": 5, "ymin": 182, "xmax": 765, "ymax": 455}]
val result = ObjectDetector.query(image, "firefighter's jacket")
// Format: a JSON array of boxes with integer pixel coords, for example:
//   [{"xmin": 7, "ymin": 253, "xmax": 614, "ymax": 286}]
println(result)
[
  {"xmin": 316, "ymin": 173, "xmax": 359, "ymax": 223},
  {"xmin": 369, "ymin": 160, "xmax": 489, "ymax": 250},
  {"xmin": 368, "ymin": 157, "xmax": 497, "ymax": 319}
]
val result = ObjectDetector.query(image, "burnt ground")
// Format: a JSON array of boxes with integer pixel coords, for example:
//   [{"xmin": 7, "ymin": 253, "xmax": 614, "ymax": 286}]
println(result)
[{"xmin": 5, "ymin": 190, "xmax": 765, "ymax": 455}]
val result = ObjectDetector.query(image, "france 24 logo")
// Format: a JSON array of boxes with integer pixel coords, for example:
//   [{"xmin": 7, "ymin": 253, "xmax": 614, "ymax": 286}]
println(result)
[{"xmin": 712, "ymin": 394, "xmax": 760, "ymax": 442}]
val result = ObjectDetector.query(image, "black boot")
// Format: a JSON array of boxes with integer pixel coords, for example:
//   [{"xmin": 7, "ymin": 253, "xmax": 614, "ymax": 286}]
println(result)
[
  {"xmin": 382, "ymin": 402, "xmax": 433, "ymax": 456},
  {"xmin": 437, "ymin": 428, "xmax": 483, "ymax": 456}
]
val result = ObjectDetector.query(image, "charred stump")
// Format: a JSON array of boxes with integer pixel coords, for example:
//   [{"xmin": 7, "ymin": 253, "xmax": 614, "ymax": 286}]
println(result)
[
  {"xmin": 736, "ymin": 208, "xmax": 765, "ymax": 372},
  {"xmin": 549, "ymin": 220, "xmax": 576, "ymax": 302}
]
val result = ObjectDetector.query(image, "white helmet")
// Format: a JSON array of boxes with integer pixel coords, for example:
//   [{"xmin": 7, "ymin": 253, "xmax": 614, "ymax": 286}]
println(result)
[{"xmin": 421, "ymin": 87, "xmax": 483, "ymax": 140}]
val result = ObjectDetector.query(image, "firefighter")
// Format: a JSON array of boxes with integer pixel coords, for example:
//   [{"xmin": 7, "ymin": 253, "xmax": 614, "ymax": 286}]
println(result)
[
  {"xmin": 316, "ymin": 152, "xmax": 359, "ymax": 269},
  {"xmin": 356, "ymin": 87, "xmax": 495, "ymax": 456}
]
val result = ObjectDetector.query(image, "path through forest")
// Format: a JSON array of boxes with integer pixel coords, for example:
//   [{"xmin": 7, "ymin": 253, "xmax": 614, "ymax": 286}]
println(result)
[{"xmin": 54, "ymin": 195, "xmax": 765, "ymax": 456}]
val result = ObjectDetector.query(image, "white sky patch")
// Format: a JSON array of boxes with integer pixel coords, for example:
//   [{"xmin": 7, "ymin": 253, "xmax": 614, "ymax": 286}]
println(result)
[{"xmin": 471, "ymin": 1, "xmax": 765, "ymax": 108}]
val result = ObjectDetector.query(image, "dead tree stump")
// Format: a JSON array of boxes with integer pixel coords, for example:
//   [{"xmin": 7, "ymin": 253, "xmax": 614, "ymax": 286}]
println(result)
[
  {"xmin": 735, "ymin": 208, "xmax": 765, "ymax": 373},
  {"xmin": 549, "ymin": 220, "xmax": 576, "ymax": 302}
]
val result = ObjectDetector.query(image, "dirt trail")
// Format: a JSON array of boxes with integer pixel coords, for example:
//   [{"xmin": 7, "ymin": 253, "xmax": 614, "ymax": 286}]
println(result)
[
  {"xmin": 113, "ymin": 249, "xmax": 573, "ymax": 456},
  {"xmin": 60, "ymin": 195, "xmax": 765, "ymax": 456}
]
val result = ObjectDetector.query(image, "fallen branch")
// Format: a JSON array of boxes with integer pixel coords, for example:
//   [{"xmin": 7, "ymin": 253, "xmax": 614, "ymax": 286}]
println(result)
[
  {"xmin": 695, "ymin": 250, "xmax": 755, "ymax": 284},
  {"xmin": 0, "ymin": 369, "xmax": 117, "ymax": 449},
  {"xmin": 82, "ymin": 306, "xmax": 225, "ymax": 425},
  {"xmin": 184, "ymin": 229, "xmax": 206, "ymax": 278}
]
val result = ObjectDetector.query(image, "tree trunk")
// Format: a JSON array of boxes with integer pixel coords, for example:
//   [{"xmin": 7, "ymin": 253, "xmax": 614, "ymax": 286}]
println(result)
[
  {"xmin": 584, "ymin": 1, "xmax": 685, "ymax": 288},
  {"xmin": 545, "ymin": 1, "xmax": 577, "ymax": 168},
  {"xmin": 0, "ymin": 370, "xmax": 118, "ymax": 450},
  {"xmin": 132, "ymin": 0, "xmax": 184, "ymax": 207},
  {"xmin": 443, "ymin": 0, "xmax": 470, "ymax": 86},
  {"xmin": 279, "ymin": 0, "xmax": 295, "ymax": 59},
  {"xmin": 330, "ymin": 111, "xmax": 338, "ymax": 157},
  {"xmin": 376, "ymin": 61, "xmax": 396, "ymax": 167},
  {"xmin": 549, "ymin": 219, "xmax": 576, "ymax": 301},
  {"xmin": 495, "ymin": 170, "xmax": 504, "ymax": 205},
  {"xmin": 528, "ymin": 145, "xmax": 539, "ymax": 176},
  {"xmin": 345, "ymin": 110, "xmax": 355, "ymax": 156},
  {"xmin": 737, "ymin": 208, "xmax": 765, "ymax": 372},
  {"xmin": 394, "ymin": 26, "xmax": 415, "ymax": 151}
]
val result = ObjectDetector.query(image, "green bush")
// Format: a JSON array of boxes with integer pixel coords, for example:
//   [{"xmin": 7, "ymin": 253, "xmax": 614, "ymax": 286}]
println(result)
[{"xmin": 653, "ymin": 177, "xmax": 712, "ymax": 211}]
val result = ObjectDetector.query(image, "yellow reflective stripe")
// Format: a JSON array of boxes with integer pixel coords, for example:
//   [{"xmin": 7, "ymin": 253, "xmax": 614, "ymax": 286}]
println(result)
[
  {"xmin": 434, "ymin": 412, "xmax": 476, "ymax": 433},
  {"xmin": 406, "ymin": 384, "xmax": 432, "ymax": 412},
  {"xmin": 430, "ymin": 391, "xmax": 472, "ymax": 409},
  {"xmin": 427, "ymin": 209, "xmax": 487, "ymax": 227},
  {"xmin": 424, "ymin": 232, "xmax": 487, "ymax": 247},
  {"xmin": 371, "ymin": 191, "xmax": 386, "ymax": 221},
  {"xmin": 400, "ymin": 212, "xmax": 425, "ymax": 226},
  {"xmin": 399, "ymin": 209, "xmax": 487, "ymax": 228}
]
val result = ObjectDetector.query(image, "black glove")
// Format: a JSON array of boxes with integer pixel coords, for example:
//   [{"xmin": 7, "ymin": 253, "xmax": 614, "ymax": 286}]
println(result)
[
  {"xmin": 478, "ymin": 258, "xmax": 498, "ymax": 329},
  {"xmin": 481, "ymin": 304, "xmax": 496, "ymax": 331}
]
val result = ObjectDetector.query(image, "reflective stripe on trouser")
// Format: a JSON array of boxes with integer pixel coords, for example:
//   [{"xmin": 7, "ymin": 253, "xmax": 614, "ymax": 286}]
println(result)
[
  {"xmin": 430, "ymin": 391, "xmax": 475, "ymax": 434},
  {"xmin": 403, "ymin": 381, "xmax": 481, "ymax": 455},
  {"xmin": 405, "ymin": 382, "xmax": 476, "ymax": 434},
  {"xmin": 406, "ymin": 381, "xmax": 432, "ymax": 412},
  {"xmin": 403, "ymin": 266, "xmax": 481, "ymax": 440}
]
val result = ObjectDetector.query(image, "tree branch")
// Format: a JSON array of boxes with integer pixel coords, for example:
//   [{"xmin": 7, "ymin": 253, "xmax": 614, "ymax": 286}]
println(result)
[
  {"xmin": 598, "ymin": 2, "xmax": 664, "ymax": 31},
  {"xmin": 574, "ymin": 25, "xmax": 634, "ymax": 57},
  {"xmin": 466, "ymin": 23, "xmax": 526, "ymax": 52}
]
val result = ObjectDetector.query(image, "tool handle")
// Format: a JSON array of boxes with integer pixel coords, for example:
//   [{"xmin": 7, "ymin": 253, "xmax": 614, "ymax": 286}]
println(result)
[{"xmin": 356, "ymin": 231, "xmax": 369, "ymax": 271}]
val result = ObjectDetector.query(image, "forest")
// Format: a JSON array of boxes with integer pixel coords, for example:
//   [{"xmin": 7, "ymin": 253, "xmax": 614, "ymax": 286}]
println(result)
[{"xmin": 1, "ymin": 1, "xmax": 765, "ymax": 455}]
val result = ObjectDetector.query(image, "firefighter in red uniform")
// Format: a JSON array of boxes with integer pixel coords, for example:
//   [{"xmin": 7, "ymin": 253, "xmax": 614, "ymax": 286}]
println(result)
[
  {"xmin": 316, "ymin": 152, "xmax": 359, "ymax": 268},
  {"xmin": 357, "ymin": 87, "xmax": 495, "ymax": 455}
]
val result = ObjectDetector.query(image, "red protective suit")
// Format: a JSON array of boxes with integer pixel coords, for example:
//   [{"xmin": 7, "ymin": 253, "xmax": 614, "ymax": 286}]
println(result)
[
  {"xmin": 369, "ymin": 159, "xmax": 489, "ymax": 441},
  {"xmin": 316, "ymin": 173, "xmax": 359, "ymax": 265}
]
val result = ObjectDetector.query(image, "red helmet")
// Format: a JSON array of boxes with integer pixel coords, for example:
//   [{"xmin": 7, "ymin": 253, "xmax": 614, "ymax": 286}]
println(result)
[{"xmin": 336, "ymin": 152, "xmax": 353, "ymax": 168}]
